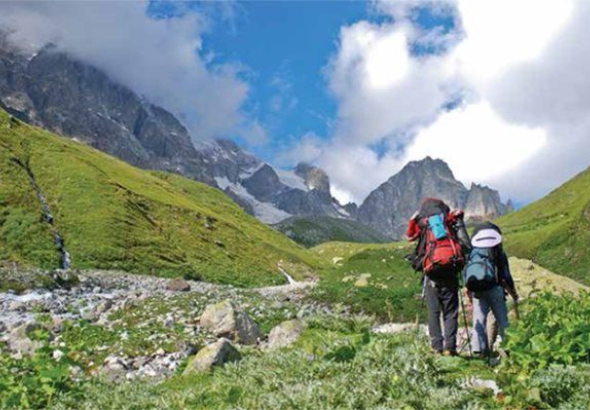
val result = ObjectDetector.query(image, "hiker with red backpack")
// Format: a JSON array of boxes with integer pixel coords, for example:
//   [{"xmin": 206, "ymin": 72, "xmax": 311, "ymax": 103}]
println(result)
[
  {"xmin": 406, "ymin": 198, "xmax": 471, "ymax": 356},
  {"xmin": 463, "ymin": 222, "xmax": 519, "ymax": 356}
]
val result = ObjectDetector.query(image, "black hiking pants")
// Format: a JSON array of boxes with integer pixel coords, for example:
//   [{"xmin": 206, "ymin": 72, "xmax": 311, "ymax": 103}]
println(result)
[{"xmin": 425, "ymin": 278, "xmax": 459, "ymax": 352}]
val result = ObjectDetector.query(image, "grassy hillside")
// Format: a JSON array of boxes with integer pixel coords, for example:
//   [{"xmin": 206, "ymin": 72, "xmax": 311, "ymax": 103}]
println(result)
[
  {"xmin": 497, "ymin": 165, "xmax": 590, "ymax": 284},
  {"xmin": 308, "ymin": 241, "xmax": 587, "ymax": 321},
  {"xmin": 0, "ymin": 109, "xmax": 322, "ymax": 286},
  {"xmin": 310, "ymin": 241, "xmax": 423, "ymax": 321},
  {"xmin": 273, "ymin": 215, "xmax": 390, "ymax": 247}
]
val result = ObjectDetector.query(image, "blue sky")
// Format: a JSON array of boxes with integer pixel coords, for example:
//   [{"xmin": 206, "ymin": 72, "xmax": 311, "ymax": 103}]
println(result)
[
  {"xmin": 148, "ymin": 1, "xmax": 456, "ymax": 164},
  {"xmin": 201, "ymin": 1, "xmax": 369, "ymax": 160}
]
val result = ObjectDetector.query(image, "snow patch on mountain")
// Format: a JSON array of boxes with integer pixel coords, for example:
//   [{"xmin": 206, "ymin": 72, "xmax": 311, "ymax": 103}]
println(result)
[
  {"xmin": 276, "ymin": 170, "xmax": 308, "ymax": 191},
  {"xmin": 223, "ymin": 181, "xmax": 292, "ymax": 224}
]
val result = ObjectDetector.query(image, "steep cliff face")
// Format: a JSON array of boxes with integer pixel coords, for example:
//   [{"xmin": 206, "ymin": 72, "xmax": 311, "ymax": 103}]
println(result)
[
  {"xmin": 0, "ymin": 39, "xmax": 348, "ymax": 224},
  {"xmin": 0, "ymin": 43, "xmax": 216, "ymax": 184},
  {"xmin": 242, "ymin": 164, "xmax": 285, "ymax": 203},
  {"xmin": 357, "ymin": 157, "xmax": 511, "ymax": 239},
  {"xmin": 464, "ymin": 183, "xmax": 511, "ymax": 222},
  {"xmin": 201, "ymin": 139, "xmax": 261, "ymax": 184},
  {"xmin": 294, "ymin": 163, "xmax": 331, "ymax": 192}
]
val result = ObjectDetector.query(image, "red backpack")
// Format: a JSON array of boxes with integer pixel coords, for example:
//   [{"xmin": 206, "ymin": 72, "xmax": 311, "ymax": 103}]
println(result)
[
  {"xmin": 419, "ymin": 213, "xmax": 464, "ymax": 277},
  {"xmin": 407, "ymin": 199, "xmax": 465, "ymax": 279}
]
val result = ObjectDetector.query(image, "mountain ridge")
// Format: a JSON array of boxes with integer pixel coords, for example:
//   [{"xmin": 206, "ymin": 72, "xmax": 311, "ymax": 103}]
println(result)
[
  {"xmin": 0, "ymin": 38, "xmax": 349, "ymax": 224},
  {"xmin": 0, "ymin": 37, "xmax": 510, "ymax": 238},
  {"xmin": 357, "ymin": 156, "xmax": 511, "ymax": 238}
]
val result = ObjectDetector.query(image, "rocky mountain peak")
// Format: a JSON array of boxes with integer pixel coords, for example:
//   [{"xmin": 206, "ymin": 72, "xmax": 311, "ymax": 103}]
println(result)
[
  {"xmin": 294, "ymin": 162, "xmax": 330, "ymax": 192},
  {"xmin": 464, "ymin": 183, "xmax": 511, "ymax": 221},
  {"xmin": 0, "ymin": 40, "xmax": 218, "ymax": 185},
  {"xmin": 241, "ymin": 164, "xmax": 284, "ymax": 203},
  {"xmin": 0, "ymin": 37, "xmax": 511, "ymax": 233},
  {"xmin": 357, "ymin": 157, "xmax": 511, "ymax": 239},
  {"xmin": 402, "ymin": 156, "xmax": 457, "ymax": 182}
]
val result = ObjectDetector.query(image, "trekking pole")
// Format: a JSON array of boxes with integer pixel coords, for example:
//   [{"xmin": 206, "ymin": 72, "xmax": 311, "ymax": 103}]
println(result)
[
  {"xmin": 513, "ymin": 296, "xmax": 520, "ymax": 321},
  {"xmin": 458, "ymin": 285, "xmax": 473, "ymax": 356},
  {"xmin": 415, "ymin": 276, "xmax": 427, "ymax": 332}
]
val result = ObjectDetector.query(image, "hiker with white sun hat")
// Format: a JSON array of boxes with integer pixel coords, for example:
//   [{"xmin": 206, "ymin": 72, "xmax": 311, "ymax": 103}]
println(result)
[{"xmin": 463, "ymin": 222, "xmax": 519, "ymax": 356}]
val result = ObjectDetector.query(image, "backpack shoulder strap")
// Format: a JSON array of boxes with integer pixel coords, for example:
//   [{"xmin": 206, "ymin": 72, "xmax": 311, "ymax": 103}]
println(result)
[{"xmin": 488, "ymin": 247, "xmax": 500, "ymax": 282}]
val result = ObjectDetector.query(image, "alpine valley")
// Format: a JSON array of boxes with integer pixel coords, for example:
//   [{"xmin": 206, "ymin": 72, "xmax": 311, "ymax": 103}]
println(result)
[
  {"xmin": 2, "ymin": 25, "xmax": 590, "ymax": 410},
  {"xmin": 0, "ymin": 38, "xmax": 511, "ymax": 245}
]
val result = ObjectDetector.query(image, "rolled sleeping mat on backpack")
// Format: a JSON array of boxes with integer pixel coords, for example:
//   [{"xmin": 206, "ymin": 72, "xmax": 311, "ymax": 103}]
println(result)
[{"xmin": 471, "ymin": 228, "xmax": 502, "ymax": 248}]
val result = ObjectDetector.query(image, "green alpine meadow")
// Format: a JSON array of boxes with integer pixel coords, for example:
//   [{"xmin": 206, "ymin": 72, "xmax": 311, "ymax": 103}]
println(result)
[
  {"xmin": 1, "ymin": 2, "xmax": 590, "ymax": 409},
  {"xmin": 497, "ymin": 165, "xmax": 590, "ymax": 285},
  {"xmin": 0, "ymin": 109, "xmax": 320, "ymax": 286}
]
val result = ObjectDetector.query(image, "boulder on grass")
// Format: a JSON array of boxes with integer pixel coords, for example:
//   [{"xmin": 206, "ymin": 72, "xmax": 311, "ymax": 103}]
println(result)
[
  {"xmin": 199, "ymin": 300, "xmax": 260, "ymax": 345},
  {"xmin": 3, "ymin": 322, "xmax": 44, "ymax": 356},
  {"xmin": 268, "ymin": 320, "xmax": 305, "ymax": 349},
  {"xmin": 166, "ymin": 278, "xmax": 191, "ymax": 292},
  {"xmin": 354, "ymin": 273, "xmax": 371, "ymax": 288},
  {"xmin": 183, "ymin": 338, "xmax": 241, "ymax": 374}
]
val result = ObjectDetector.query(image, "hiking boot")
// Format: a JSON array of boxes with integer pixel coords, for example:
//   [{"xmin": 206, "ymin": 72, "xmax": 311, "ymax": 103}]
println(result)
[
  {"xmin": 472, "ymin": 350, "xmax": 491, "ymax": 358},
  {"xmin": 443, "ymin": 350, "xmax": 458, "ymax": 357}
]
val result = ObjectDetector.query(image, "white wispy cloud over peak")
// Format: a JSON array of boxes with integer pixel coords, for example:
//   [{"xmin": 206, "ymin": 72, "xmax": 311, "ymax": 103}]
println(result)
[
  {"xmin": 326, "ymin": 20, "xmax": 451, "ymax": 145},
  {"xmin": 0, "ymin": 1, "xmax": 265, "ymax": 144},
  {"xmin": 306, "ymin": 0, "xmax": 590, "ymax": 205}
]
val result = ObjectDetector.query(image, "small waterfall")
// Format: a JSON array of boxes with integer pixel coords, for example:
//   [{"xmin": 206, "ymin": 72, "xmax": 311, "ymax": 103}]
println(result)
[
  {"xmin": 277, "ymin": 262, "xmax": 297, "ymax": 285},
  {"xmin": 11, "ymin": 158, "xmax": 71, "ymax": 269}
]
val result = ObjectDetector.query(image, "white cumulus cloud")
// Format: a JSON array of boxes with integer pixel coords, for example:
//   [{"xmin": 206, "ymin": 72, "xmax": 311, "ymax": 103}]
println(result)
[
  {"xmin": 300, "ymin": 0, "xmax": 590, "ymax": 205},
  {"xmin": 0, "ymin": 1, "xmax": 264, "ymax": 143}
]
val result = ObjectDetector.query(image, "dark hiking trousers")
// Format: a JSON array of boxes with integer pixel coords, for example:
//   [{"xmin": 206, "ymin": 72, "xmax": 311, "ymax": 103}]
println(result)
[{"xmin": 425, "ymin": 279, "xmax": 459, "ymax": 352}]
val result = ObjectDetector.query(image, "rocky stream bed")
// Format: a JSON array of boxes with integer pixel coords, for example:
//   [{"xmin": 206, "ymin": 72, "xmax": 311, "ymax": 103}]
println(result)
[{"xmin": 0, "ymin": 268, "xmax": 337, "ymax": 382}]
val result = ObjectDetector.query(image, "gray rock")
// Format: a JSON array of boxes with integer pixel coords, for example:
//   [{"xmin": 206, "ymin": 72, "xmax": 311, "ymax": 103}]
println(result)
[
  {"xmin": 7, "ymin": 337, "xmax": 42, "ymax": 357},
  {"xmin": 166, "ymin": 278, "xmax": 191, "ymax": 292},
  {"xmin": 464, "ymin": 183, "xmax": 511, "ymax": 222},
  {"xmin": 241, "ymin": 164, "xmax": 286, "ymax": 203},
  {"xmin": 295, "ymin": 163, "xmax": 330, "ymax": 192},
  {"xmin": 81, "ymin": 308, "xmax": 98, "ymax": 322},
  {"xmin": 268, "ymin": 320, "xmax": 305, "ymax": 349},
  {"xmin": 183, "ymin": 338, "xmax": 241, "ymax": 374},
  {"xmin": 99, "ymin": 355, "xmax": 129, "ymax": 382},
  {"xmin": 372, "ymin": 323, "xmax": 427, "ymax": 335},
  {"xmin": 4, "ymin": 322, "xmax": 44, "ymax": 356},
  {"xmin": 200, "ymin": 300, "xmax": 260, "ymax": 345},
  {"xmin": 94, "ymin": 299, "xmax": 113, "ymax": 316},
  {"xmin": 51, "ymin": 316, "xmax": 64, "ymax": 333}
]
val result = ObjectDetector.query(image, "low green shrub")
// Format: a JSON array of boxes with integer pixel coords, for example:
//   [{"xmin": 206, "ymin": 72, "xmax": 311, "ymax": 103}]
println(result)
[
  {"xmin": 499, "ymin": 291, "xmax": 590, "ymax": 408},
  {"xmin": 504, "ymin": 291, "xmax": 590, "ymax": 370},
  {"xmin": 0, "ymin": 333, "xmax": 82, "ymax": 409}
]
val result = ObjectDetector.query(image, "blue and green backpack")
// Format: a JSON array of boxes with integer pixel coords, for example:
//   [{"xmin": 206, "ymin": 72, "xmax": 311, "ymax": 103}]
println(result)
[{"xmin": 463, "ymin": 247, "xmax": 498, "ymax": 292}]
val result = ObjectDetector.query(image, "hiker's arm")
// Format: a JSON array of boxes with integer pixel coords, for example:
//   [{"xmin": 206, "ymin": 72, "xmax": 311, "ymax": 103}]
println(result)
[
  {"xmin": 499, "ymin": 252, "xmax": 519, "ymax": 301},
  {"xmin": 405, "ymin": 213, "xmax": 421, "ymax": 241},
  {"xmin": 450, "ymin": 210, "xmax": 471, "ymax": 253}
]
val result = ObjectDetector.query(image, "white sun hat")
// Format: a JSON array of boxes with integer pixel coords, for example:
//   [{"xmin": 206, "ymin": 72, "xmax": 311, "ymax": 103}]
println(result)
[{"xmin": 471, "ymin": 228, "xmax": 503, "ymax": 248}]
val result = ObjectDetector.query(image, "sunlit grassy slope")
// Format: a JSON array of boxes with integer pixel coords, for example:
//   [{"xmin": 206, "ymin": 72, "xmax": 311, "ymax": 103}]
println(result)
[
  {"xmin": 0, "ymin": 109, "xmax": 322, "ymax": 286},
  {"xmin": 508, "ymin": 257, "xmax": 587, "ymax": 298},
  {"xmin": 309, "ymin": 241, "xmax": 587, "ymax": 321},
  {"xmin": 309, "ymin": 241, "xmax": 423, "ymax": 321},
  {"xmin": 497, "ymin": 166, "xmax": 590, "ymax": 285}
]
